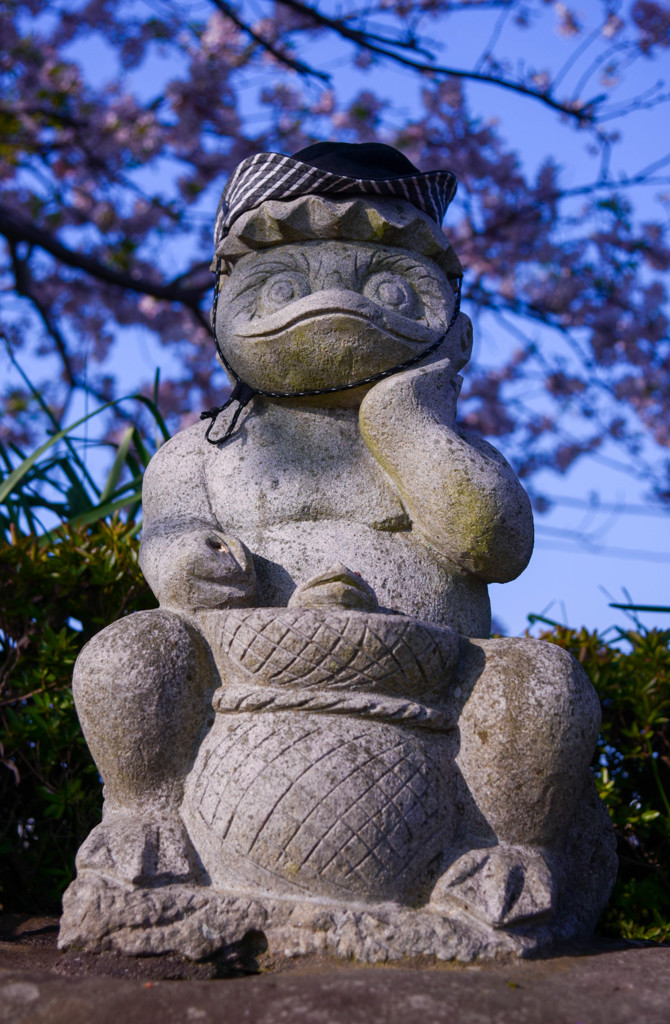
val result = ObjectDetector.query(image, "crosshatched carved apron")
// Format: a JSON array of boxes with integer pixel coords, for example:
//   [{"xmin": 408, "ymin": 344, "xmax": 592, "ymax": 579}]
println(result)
[{"xmin": 182, "ymin": 608, "xmax": 461, "ymax": 903}]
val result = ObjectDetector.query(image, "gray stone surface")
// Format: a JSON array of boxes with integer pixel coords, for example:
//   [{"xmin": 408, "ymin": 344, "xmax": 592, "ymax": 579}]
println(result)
[
  {"xmin": 59, "ymin": 189, "xmax": 617, "ymax": 963},
  {"xmin": 4, "ymin": 918, "xmax": 670, "ymax": 1024}
]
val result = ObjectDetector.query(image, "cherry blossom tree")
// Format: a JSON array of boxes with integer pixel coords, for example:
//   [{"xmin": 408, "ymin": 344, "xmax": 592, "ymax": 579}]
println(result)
[{"xmin": 1, "ymin": 0, "xmax": 669, "ymax": 501}]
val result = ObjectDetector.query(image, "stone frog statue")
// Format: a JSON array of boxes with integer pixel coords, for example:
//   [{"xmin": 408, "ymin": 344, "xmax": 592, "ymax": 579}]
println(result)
[{"xmin": 60, "ymin": 143, "xmax": 616, "ymax": 962}]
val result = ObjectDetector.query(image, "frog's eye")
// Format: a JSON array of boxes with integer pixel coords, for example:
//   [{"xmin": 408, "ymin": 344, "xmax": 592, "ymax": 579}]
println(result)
[
  {"xmin": 363, "ymin": 273, "xmax": 417, "ymax": 317},
  {"xmin": 259, "ymin": 272, "xmax": 310, "ymax": 314}
]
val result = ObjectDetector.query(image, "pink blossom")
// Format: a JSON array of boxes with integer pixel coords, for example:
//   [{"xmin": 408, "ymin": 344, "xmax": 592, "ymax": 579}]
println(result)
[
  {"xmin": 632, "ymin": 0, "xmax": 670, "ymax": 52},
  {"xmin": 0, "ymin": 0, "xmax": 668, "ymax": 502}
]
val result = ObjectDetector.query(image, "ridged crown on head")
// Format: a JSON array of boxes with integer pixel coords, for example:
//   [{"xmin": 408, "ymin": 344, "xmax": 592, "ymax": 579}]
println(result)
[
  {"xmin": 214, "ymin": 143, "xmax": 458, "ymax": 250},
  {"xmin": 212, "ymin": 194, "xmax": 463, "ymax": 281}
]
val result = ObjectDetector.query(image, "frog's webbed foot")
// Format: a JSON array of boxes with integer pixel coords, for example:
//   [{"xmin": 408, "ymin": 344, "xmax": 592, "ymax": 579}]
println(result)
[
  {"xmin": 75, "ymin": 811, "xmax": 204, "ymax": 887},
  {"xmin": 430, "ymin": 845, "xmax": 556, "ymax": 929}
]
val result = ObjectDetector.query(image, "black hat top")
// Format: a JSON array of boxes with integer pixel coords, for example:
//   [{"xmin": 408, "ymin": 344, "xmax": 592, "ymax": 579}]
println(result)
[
  {"xmin": 214, "ymin": 142, "xmax": 457, "ymax": 248},
  {"xmin": 291, "ymin": 142, "xmax": 422, "ymax": 181}
]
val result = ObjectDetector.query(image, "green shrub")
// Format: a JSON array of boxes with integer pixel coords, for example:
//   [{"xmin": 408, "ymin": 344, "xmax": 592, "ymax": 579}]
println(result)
[
  {"xmin": 0, "ymin": 518, "xmax": 155, "ymax": 911},
  {"xmin": 0, "ymin": 375, "xmax": 165, "ymax": 912},
  {"xmin": 539, "ymin": 623, "xmax": 670, "ymax": 942}
]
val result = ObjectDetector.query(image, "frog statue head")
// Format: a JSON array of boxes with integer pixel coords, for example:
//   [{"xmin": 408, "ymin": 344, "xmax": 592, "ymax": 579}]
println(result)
[{"xmin": 209, "ymin": 142, "xmax": 471, "ymax": 405}]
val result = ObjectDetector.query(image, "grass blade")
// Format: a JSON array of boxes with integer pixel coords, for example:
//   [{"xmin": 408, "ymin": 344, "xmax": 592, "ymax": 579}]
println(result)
[{"xmin": 99, "ymin": 427, "xmax": 135, "ymax": 504}]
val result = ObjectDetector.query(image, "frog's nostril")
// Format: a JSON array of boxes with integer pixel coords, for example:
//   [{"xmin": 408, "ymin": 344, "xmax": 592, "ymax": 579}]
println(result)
[{"xmin": 207, "ymin": 536, "xmax": 229, "ymax": 553}]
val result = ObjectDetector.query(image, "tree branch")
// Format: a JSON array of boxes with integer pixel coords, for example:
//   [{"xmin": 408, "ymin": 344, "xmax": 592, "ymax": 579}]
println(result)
[
  {"xmin": 208, "ymin": 0, "xmax": 329, "ymax": 79},
  {"xmin": 276, "ymin": 0, "xmax": 600, "ymax": 124},
  {"xmin": 8, "ymin": 241, "xmax": 79, "ymax": 389},
  {"xmin": 0, "ymin": 204, "xmax": 209, "ymax": 306}
]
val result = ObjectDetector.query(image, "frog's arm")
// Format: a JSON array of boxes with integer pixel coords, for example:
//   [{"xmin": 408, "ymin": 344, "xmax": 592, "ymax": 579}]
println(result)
[
  {"xmin": 359, "ymin": 332, "xmax": 533, "ymax": 583},
  {"xmin": 139, "ymin": 426, "xmax": 255, "ymax": 612}
]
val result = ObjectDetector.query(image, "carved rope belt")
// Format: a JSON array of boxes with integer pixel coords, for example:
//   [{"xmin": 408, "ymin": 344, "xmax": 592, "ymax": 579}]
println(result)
[{"xmin": 204, "ymin": 607, "xmax": 461, "ymax": 733}]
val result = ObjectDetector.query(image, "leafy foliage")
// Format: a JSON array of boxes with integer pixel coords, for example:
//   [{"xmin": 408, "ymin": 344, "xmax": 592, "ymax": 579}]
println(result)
[
  {"xmin": 0, "ymin": 517, "xmax": 155, "ymax": 911},
  {"xmin": 538, "ymin": 620, "xmax": 670, "ymax": 942},
  {"xmin": 0, "ymin": 354, "xmax": 170, "ymax": 539},
  {"xmin": 0, "ymin": 385, "xmax": 165, "ymax": 911}
]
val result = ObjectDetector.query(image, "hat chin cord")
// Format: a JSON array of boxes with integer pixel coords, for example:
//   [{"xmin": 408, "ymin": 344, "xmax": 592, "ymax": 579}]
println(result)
[{"xmin": 200, "ymin": 261, "xmax": 463, "ymax": 446}]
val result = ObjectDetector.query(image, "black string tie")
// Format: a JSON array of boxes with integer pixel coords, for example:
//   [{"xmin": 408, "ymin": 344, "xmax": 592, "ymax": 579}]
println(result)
[{"xmin": 200, "ymin": 380, "xmax": 258, "ymax": 444}]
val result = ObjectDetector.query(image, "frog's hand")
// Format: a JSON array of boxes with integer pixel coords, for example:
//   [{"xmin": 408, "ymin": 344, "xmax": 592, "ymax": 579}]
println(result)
[
  {"xmin": 360, "ymin": 319, "xmax": 470, "ymax": 430},
  {"xmin": 359, "ymin": 338, "xmax": 533, "ymax": 583},
  {"xmin": 139, "ymin": 425, "xmax": 257, "ymax": 613}
]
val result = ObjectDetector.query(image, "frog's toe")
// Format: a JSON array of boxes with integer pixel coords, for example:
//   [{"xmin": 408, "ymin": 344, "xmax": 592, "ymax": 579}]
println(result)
[
  {"xmin": 76, "ymin": 811, "xmax": 203, "ymax": 887},
  {"xmin": 430, "ymin": 844, "xmax": 556, "ymax": 928}
]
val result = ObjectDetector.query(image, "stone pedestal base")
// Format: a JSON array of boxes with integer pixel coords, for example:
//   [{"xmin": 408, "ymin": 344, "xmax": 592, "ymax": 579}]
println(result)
[
  {"xmin": 58, "ymin": 875, "xmax": 550, "ymax": 963},
  {"xmin": 59, "ymin": 813, "xmax": 615, "ymax": 966}
]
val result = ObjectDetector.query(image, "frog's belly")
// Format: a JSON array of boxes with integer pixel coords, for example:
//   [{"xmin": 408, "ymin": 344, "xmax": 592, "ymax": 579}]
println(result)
[
  {"xmin": 242, "ymin": 520, "xmax": 491, "ymax": 637},
  {"xmin": 182, "ymin": 713, "xmax": 455, "ymax": 904}
]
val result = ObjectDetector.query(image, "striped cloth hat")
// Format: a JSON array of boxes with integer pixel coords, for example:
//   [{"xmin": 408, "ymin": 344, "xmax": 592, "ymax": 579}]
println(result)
[{"xmin": 214, "ymin": 142, "xmax": 458, "ymax": 250}]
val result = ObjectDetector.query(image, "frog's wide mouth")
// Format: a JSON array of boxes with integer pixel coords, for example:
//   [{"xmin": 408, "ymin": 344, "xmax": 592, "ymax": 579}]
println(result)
[{"xmin": 234, "ymin": 288, "xmax": 441, "ymax": 345}]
